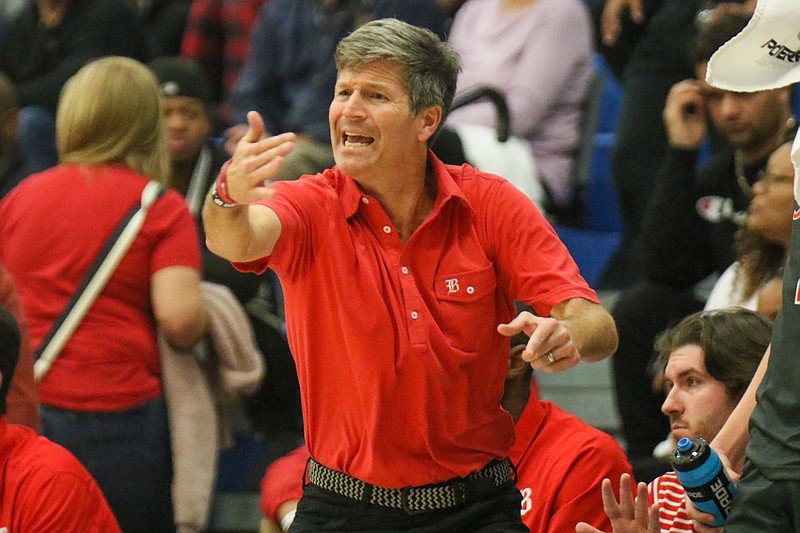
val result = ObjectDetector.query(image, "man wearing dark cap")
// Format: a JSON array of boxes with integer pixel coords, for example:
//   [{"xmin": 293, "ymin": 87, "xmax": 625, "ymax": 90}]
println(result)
[
  {"xmin": 149, "ymin": 56, "xmax": 227, "ymax": 217},
  {"xmin": 149, "ymin": 56, "xmax": 304, "ymax": 474}
]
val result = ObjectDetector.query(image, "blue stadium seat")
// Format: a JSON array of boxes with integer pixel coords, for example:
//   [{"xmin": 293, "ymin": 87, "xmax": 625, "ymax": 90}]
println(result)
[{"xmin": 552, "ymin": 53, "xmax": 624, "ymax": 287}]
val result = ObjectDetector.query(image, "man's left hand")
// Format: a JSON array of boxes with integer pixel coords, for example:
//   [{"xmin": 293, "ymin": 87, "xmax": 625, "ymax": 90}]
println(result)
[{"xmin": 497, "ymin": 311, "xmax": 580, "ymax": 373}]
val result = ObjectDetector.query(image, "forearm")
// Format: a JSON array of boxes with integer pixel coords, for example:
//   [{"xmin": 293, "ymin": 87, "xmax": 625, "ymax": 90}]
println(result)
[
  {"xmin": 202, "ymin": 195, "xmax": 277, "ymax": 263},
  {"xmin": 552, "ymin": 298, "xmax": 618, "ymax": 362},
  {"xmin": 711, "ymin": 345, "xmax": 770, "ymax": 473}
]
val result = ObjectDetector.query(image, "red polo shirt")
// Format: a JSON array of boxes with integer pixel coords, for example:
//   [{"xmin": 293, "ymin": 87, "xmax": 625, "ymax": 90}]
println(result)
[
  {"xmin": 511, "ymin": 400, "xmax": 633, "ymax": 532},
  {"xmin": 235, "ymin": 154, "xmax": 597, "ymax": 487},
  {"xmin": 0, "ymin": 419, "xmax": 120, "ymax": 532}
]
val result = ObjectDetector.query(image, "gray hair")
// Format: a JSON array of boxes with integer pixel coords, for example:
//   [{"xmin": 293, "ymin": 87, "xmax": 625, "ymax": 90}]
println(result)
[{"xmin": 335, "ymin": 18, "xmax": 461, "ymax": 120}]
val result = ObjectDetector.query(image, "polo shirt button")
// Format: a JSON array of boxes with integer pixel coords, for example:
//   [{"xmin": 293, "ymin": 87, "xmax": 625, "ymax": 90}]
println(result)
[
  {"xmin": 411, "ymin": 311, "xmax": 419, "ymax": 320},
  {"xmin": 467, "ymin": 286, "xmax": 475, "ymax": 294},
  {"xmin": 383, "ymin": 225, "xmax": 391, "ymax": 234},
  {"xmin": 401, "ymin": 266, "xmax": 409, "ymax": 275},
  {"xmin": 362, "ymin": 197, "xmax": 369, "ymax": 204}
]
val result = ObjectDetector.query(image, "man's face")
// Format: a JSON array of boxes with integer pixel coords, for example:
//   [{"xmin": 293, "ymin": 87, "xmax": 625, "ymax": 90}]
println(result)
[
  {"xmin": 160, "ymin": 96, "xmax": 210, "ymax": 165},
  {"xmin": 695, "ymin": 62, "xmax": 788, "ymax": 152},
  {"xmin": 329, "ymin": 61, "xmax": 439, "ymax": 183},
  {"xmin": 661, "ymin": 344, "xmax": 737, "ymax": 443}
]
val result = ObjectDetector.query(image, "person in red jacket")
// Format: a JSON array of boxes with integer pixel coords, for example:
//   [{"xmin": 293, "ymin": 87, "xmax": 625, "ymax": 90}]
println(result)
[{"xmin": 0, "ymin": 304, "xmax": 120, "ymax": 532}]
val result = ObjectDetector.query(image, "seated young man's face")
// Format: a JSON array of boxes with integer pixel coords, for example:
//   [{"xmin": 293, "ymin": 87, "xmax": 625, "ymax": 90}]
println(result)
[{"xmin": 660, "ymin": 344, "xmax": 738, "ymax": 443}]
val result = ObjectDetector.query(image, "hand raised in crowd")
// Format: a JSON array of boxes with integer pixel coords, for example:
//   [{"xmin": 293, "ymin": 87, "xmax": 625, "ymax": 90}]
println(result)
[
  {"xmin": 575, "ymin": 474, "xmax": 659, "ymax": 533},
  {"xmin": 601, "ymin": 0, "xmax": 645, "ymax": 46},
  {"xmin": 497, "ymin": 310, "xmax": 580, "ymax": 373},
  {"xmin": 225, "ymin": 111, "xmax": 296, "ymax": 204},
  {"xmin": 663, "ymin": 79, "xmax": 710, "ymax": 151}
]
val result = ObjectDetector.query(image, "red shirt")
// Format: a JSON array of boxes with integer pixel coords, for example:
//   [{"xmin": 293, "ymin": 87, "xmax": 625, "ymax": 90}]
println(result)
[
  {"xmin": 260, "ymin": 444, "xmax": 307, "ymax": 522},
  {"xmin": 0, "ymin": 418, "xmax": 120, "ymax": 532},
  {"xmin": 511, "ymin": 400, "xmax": 633, "ymax": 532},
  {"xmin": 0, "ymin": 164, "xmax": 200, "ymax": 411},
  {"xmin": 649, "ymin": 470, "xmax": 694, "ymax": 533},
  {"xmin": 236, "ymin": 155, "xmax": 597, "ymax": 487}
]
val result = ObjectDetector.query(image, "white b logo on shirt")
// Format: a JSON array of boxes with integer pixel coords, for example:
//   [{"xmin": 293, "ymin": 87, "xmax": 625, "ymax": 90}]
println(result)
[{"xmin": 445, "ymin": 278, "xmax": 460, "ymax": 294}]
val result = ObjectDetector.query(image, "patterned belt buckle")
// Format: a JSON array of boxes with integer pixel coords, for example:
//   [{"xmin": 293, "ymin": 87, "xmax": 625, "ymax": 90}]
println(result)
[{"xmin": 399, "ymin": 486, "xmax": 427, "ymax": 515}]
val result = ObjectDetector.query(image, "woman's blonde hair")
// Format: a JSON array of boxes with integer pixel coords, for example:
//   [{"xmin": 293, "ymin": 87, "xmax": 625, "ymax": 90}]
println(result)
[{"xmin": 56, "ymin": 56, "xmax": 170, "ymax": 184}]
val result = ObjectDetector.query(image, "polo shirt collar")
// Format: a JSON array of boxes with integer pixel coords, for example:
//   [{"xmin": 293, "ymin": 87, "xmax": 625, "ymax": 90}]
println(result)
[
  {"xmin": 333, "ymin": 150, "xmax": 472, "ymax": 221},
  {"xmin": 510, "ymin": 397, "xmax": 548, "ymax": 461}
]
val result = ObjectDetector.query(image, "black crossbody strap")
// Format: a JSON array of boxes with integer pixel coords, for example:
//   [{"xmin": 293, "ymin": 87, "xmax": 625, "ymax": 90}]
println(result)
[{"xmin": 33, "ymin": 181, "xmax": 166, "ymax": 381}]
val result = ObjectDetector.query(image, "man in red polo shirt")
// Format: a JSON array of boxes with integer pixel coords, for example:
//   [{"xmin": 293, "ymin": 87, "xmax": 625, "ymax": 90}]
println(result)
[
  {"xmin": 203, "ymin": 18, "xmax": 618, "ymax": 532},
  {"xmin": 0, "ymin": 305, "xmax": 120, "ymax": 532}
]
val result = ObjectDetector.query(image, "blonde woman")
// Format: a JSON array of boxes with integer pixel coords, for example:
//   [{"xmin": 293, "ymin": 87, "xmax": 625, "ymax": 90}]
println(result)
[{"xmin": 0, "ymin": 56, "xmax": 208, "ymax": 533}]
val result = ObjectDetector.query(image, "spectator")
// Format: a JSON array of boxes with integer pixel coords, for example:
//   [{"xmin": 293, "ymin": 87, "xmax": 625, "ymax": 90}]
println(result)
[
  {"xmin": 442, "ymin": 0, "xmax": 595, "ymax": 212},
  {"xmin": 180, "ymin": 0, "xmax": 268, "ymax": 126},
  {"xmin": 203, "ymin": 18, "xmax": 617, "ymax": 532},
  {"xmin": 149, "ymin": 57, "xmax": 229, "ymax": 215},
  {"xmin": 259, "ymin": 329, "xmax": 632, "ymax": 533},
  {"xmin": 608, "ymin": 12, "xmax": 794, "ymax": 482},
  {"xmin": 149, "ymin": 55, "xmax": 303, "ymax": 475},
  {"xmin": 0, "ymin": 56, "xmax": 208, "ymax": 533},
  {"xmin": 0, "ymin": 72, "xmax": 29, "ymax": 200},
  {"xmin": 594, "ymin": 0, "xmax": 756, "ymax": 288},
  {"xmin": 223, "ymin": 0, "xmax": 448, "ymax": 179},
  {"xmin": 0, "ymin": 305, "xmax": 121, "ymax": 532},
  {"xmin": 0, "ymin": 263, "xmax": 38, "ymax": 431},
  {"xmin": 576, "ymin": 307, "xmax": 772, "ymax": 533},
  {"xmin": 0, "ymin": 0, "xmax": 151, "ymax": 173},
  {"xmin": 703, "ymin": 140, "xmax": 794, "ymax": 317}
]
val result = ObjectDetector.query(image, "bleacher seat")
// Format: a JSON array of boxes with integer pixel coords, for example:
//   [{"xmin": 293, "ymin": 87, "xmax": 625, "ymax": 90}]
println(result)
[{"xmin": 553, "ymin": 53, "xmax": 624, "ymax": 287}]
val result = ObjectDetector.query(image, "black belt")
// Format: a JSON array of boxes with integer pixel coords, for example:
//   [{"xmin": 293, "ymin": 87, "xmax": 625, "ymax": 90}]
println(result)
[{"xmin": 307, "ymin": 457, "xmax": 514, "ymax": 514}]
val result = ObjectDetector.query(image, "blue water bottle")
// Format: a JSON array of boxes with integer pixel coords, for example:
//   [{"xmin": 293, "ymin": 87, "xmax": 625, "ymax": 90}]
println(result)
[{"xmin": 671, "ymin": 437, "xmax": 736, "ymax": 527}]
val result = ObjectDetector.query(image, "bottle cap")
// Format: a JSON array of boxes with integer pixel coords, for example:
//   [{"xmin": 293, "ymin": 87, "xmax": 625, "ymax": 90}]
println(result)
[{"xmin": 677, "ymin": 437, "xmax": 694, "ymax": 452}]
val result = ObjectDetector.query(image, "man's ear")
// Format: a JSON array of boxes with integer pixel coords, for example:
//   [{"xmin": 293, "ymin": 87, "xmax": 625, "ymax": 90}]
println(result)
[{"xmin": 417, "ymin": 106, "xmax": 442, "ymax": 143}]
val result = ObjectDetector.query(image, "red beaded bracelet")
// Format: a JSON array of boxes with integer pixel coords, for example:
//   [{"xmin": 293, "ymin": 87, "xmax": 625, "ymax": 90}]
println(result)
[{"xmin": 215, "ymin": 163, "xmax": 237, "ymax": 205}]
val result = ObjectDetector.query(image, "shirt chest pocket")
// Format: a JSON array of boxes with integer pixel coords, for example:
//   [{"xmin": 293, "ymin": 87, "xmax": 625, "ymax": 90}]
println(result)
[{"xmin": 433, "ymin": 264, "xmax": 498, "ymax": 352}]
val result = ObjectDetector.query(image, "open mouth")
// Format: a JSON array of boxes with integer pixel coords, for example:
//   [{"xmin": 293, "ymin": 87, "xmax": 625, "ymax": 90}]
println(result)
[{"xmin": 343, "ymin": 132, "xmax": 374, "ymax": 147}]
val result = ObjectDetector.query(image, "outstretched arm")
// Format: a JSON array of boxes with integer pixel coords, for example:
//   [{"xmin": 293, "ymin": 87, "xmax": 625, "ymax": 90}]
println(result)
[
  {"xmin": 712, "ymin": 344, "xmax": 770, "ymax": 472},
  {"xmin": 202, "ymin": 111, "xmax": 296, "ymax": 263}
]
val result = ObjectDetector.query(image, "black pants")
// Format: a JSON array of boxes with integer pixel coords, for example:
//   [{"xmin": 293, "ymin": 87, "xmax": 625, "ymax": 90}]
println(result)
[{"xmin": 290, "ymin": 480, "xmax": 527, "ymax": 532}]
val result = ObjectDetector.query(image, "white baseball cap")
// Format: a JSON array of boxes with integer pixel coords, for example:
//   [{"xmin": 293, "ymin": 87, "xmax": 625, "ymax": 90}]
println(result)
[
  {"xmin": 706, "ymin": 0, "xmax": 800, "ymax": 91},
  {"xmin": 705, "ymin": 0, "xmax": 800, "ymax": 202}
]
